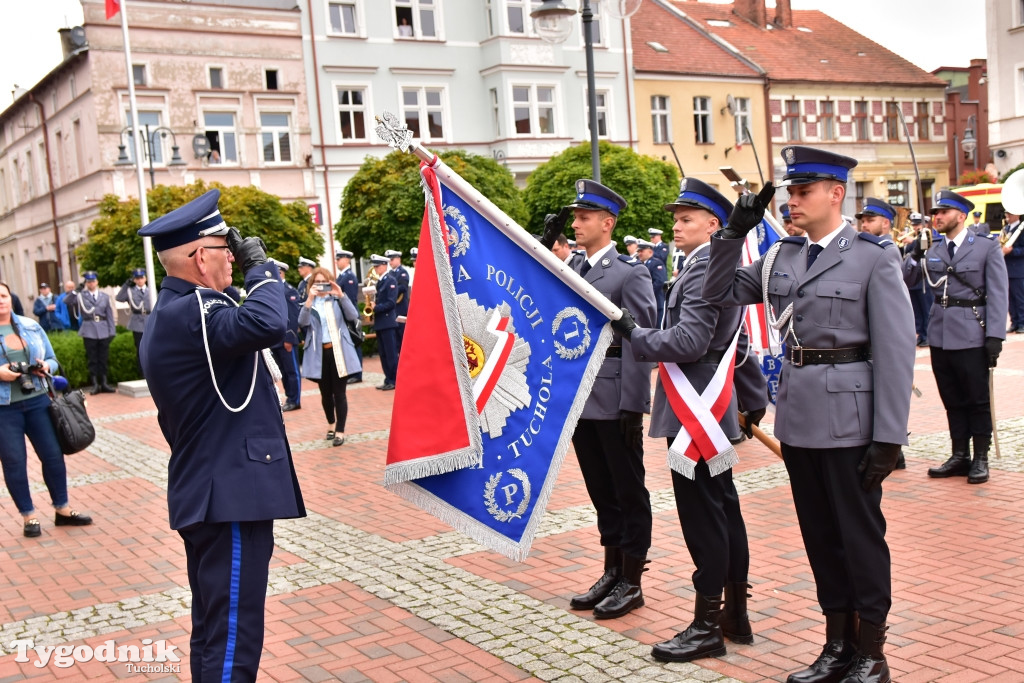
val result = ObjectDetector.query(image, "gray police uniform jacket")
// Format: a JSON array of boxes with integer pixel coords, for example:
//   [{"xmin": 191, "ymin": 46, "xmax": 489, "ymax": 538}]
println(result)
[
  {"xmin": 577, "ymin": 247, "xmax": 656, "ymax": 420},
  {"xmin": 903, "ymin": 231, "xmax": 1008, "ymax": 350},
  {"xmin": 76, "ymin": 290, "xmax": 116, "ymax": 340},
  {"xmin": 631, "ymin": 248, "xmax": 768, "ymax": 439},
  {"xmin": 116, "ymin": 283, "xmax": 152, "ymax": 333},
  {"xmin": 703, "ymin": 225, "xmax": 915, "ymax": 449}
]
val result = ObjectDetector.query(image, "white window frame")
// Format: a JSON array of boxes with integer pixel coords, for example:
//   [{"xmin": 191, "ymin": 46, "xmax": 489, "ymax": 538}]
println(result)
[
  {"xmin": 208, "ymin": 65, "xmax": 226, "ymax": 90},
  {"xmin": 259, "ymin": 111, "xmax": 294, "ymax": 165},
  {"xmin": 132, "ymin": 63, "xmax": 148, "ymax": 87},
  {"xmin": 732, "ymin": 97, "xmax": 750, "ymax": 145},
  {"xmin": 490, "ymin": 87, "xmax": 501, "ymax": 138},
  {"xmin": 335, "ymin": 84, "xmax": 371, "ymax": 142},
  {"xmin": 583, "ymin": 86, "xmax": 611, "ymax": 140},
  {"xmin": 784, "ymin": 99, "xmax": 802, "ymax": 142},
  {"xmin": 652, "ymin": 95, "xmax": 671, "ymax": 144},
  {"xmin": 693, "ymin": 96, "xmax": 712, "ymax": 144},
  {"xmin": 326, "ymin": 0, "xmax": 365, "ymax": 37},
  {"xmin": 1017, "ymin": 63, "xmax": 1024, "ymax": 117},
  {"xmin": 202, "ymin": 111, "xmax": 240, "ymax": 165},
  {"xmin": 393, "ymin": 0, "xmax": 442, "ymax": 40},
  {"xmin": 819, "ymin": 100, "xmax": 834, "ymax": 142},
  {"xmin": 124, "ymin": 109, "xmax": 168, "ymax": 166},
  {"xmin": 511, "ymin": 83, "xmax": 557, "ymax": 137},
  {"xmin": 506, "ymin": 0, "xmax": 544, "ymax": 37},
  {"xmin": 587, "ymin": 0, "xmax": 606, "ymax": 46},
  {"xmin": 399, "ymin": 85, "xmax": 449, "ymax": 143}
]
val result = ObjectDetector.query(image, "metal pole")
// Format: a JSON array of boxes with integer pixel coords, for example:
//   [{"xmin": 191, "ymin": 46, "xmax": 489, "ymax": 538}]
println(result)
[
  {"xmin": 742, "ymin": 123, "xmax": 765, "ymax": 186},
  {"xmin": 145, "ymin": 124, "xmax": 156, "ymax": 189},
  {"xmin": 894, "ymin": 106, "xmax": 923, "ymax": 213},
  {"xmin": 953, "ymin": 133, "xmax": 960, "ymax": 182},
  {"xmin": 582, "ymin": 0, "xmax": 600, "ymax": 183}
]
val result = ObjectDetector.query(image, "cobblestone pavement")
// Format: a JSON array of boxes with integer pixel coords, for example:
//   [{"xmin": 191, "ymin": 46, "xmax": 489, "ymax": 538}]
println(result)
[{"xmin": 2, "ymin": 338, "xmax": 1024, "ymax": 682}]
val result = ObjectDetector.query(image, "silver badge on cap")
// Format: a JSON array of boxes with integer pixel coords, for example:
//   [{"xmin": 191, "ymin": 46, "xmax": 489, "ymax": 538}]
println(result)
[
  {"xmin": 576, "ymin": 179, "xmax": 586, "ymax": 194},
  {"xmin": 679, "ymin": 178, "xmax": 688, "ymax": 193},
  {"xmin": 783, "ymin": 147, "xmax": 796, "ymax": 164}
]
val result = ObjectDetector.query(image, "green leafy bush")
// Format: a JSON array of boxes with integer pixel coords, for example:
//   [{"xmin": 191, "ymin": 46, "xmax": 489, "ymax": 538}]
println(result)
[{"xmin": 47, "ymin": 330, "xmax": 141, "ymax": 388}]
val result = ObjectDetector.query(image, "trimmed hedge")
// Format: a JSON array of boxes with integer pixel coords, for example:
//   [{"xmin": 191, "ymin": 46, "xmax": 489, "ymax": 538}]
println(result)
[{"xmin": 47, "ymin": 330, "xmax": 142, "ymax": 388}]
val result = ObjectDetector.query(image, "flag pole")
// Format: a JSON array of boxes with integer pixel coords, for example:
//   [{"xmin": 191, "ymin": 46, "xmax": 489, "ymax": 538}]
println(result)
[{"xmin": 117, "ymin": 1, "xmax": 157, "ymax": 308}]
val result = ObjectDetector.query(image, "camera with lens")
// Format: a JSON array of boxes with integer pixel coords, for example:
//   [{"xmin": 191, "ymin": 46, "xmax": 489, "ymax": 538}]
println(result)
[{"xmin": 9, "ymin": 361, "xmax": 45, "ymax": 395}]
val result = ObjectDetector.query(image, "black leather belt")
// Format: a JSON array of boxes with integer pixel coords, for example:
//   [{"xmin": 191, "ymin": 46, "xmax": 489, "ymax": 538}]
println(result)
[
  {"xmin": 786, "ymin": 346, "xmax": 871, "ymax": 367},
  {"xmin": 698, "ymin": 349, "xmax": 726, "ymax": 364},
  {"xmin": 938, "ymin": 296, "xmax": 985, "ymax": 308},
  {"xmin": 605, "ymin": 346, "xmax": 622, "ymax": 358},
  {"xmin": 91, "ymin": 316, "xmax": 106, "ymax": 322}
]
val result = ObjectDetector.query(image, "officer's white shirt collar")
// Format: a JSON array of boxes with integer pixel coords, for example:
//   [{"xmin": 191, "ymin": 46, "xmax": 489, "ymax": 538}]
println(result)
[
  {"xmin": 562, "ymin": 252, "xmax": 575, "ymax": 265},
  {"xmin": 806, "ymin": 221, "xmax": 847, "ymax": 251},
  {"xmin": 584, "ymin": 242, "xmax": 616, "ymax": 268},
  {"xmin": 682, "ymin": 241, "xmax": 711, "ymax": 270},
  {"xmin": 949, "ymin": 227, "xmax": 970, "ymax": 249}
]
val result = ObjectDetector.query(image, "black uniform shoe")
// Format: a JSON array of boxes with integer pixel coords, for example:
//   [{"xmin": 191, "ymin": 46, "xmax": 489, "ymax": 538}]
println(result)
[
  {"xmin": 719, "ymin": 581, "xmax": 754, "ymax": 644},
  {"xmin": 569, "ymin": 547, "xmax": 621, "ymax": 610},
  {"xmin": 651, "ymin": 593, "xmax": 726, "ymax": 662},
  {"xmin": 927, "ymin": 439, "xmax": 971, "ymax": 478},
  {"xmin": 837, "ymin": 620, "xmax": 890, "ymax": 683},
  {"xmin": 281, "ymin": 402, "xmax": 300, "ymax": 412},
  {"xmin": 787, "ymin": 612, "xmax": 858, "ymax": 683},
  {"xmin": 376, "ymin": 383, "xmax": 396, "ymax": 391},
  {"xmin": 593, "ymin": 553, "xmax": 648, "ymax": 619},
  {"xmin": 99, "ymin": 376, "xmax": 116, "ymax": 393},
  {"xmin": 967, "ymin": 436, "xmax": 990, "ymax": 484}
]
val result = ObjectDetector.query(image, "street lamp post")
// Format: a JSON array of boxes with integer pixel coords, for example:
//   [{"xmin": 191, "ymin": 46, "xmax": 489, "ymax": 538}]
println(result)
[
  {"xmin": 531, "ymin": 0, "xmax": 642, "ymax": 184},
  {"xmin": 961, "ymin": 114, "xmax": 978, "ymax": 172},
  {"xmin": 115, "ymin": 124, "xmax": 186, "ymax": 188}
]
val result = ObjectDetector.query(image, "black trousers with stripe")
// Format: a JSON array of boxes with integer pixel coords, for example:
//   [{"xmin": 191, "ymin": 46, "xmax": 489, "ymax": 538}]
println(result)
[{"xmin": 179, "ymin": 520, "xmax": 275, "ymax": 682}]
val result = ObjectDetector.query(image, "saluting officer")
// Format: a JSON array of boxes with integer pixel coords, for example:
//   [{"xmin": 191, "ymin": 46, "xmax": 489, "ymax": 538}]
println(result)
[
  {"xmin": 616, "ymin": 178, "xmax": 769, "ymax": 663},
  {"xmin": 76, "ymin": 271, "xmax": 117, "ymax": 394},
  {"xmin": 368, "ymin": 254, "xmax": 399, "ymax": 391},
  {"xmin": 336, "ymin": 249, "xmax": 363, "ymax": 384},
  {"xmin": 905, "ymin": 190, "xmax": 1008, "ymax": 485},
  {"xmin": 116, "ymin": 268, "xmax": 152, "ymax": 378},
  {"xmin": 137, "ymin": 189, "xmax": 305, "ymax": 682},
  {"xmin": 703, "ymin": 146, "xmax": 915, "ymax": 683},
  {"xmin": 649, "ymin": 227, "xmax": 670, "ymax": 265},
  {"xmin": 637, "ymin": 240, "xmax": 667, "ymax": 325},
  {"xmin": 271, "ymin": 260, "xmax": 303, "ymax": 412},
  {"xmin": 385, "ymin": 250, "xmax": 410, "ymax": 352},
  {"xmin": 549, "ymin": 179, "xmax": 657, "ymax": 620}
]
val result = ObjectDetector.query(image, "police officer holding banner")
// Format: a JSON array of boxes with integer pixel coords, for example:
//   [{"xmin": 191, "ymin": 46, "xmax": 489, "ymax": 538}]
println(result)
[
  {"xmin": 904, "ymin": 190, "xmax": 1008, "ymax": 485},
  {"xmin": 138, "ymin": 189, "xmax": 305, "ymax": 682},
  {"xmin": 116, "ymin": 268, "xmax": 152, "ymax": 378},
  {"xmin": 615, "ymin": 178, "xmax": 769, "ymax": 663},
  {"xmin": 702, "ymin": 146, "xmax": 915, "ymax": 683},
  {"xmin": 543, "ymin": 179, "xmax": 656, "ymax": 620}
]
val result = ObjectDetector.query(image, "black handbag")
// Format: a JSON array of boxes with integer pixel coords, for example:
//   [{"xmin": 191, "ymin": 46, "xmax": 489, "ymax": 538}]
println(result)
[
  {"xmin": 47, "ymin": 379, "xmax": 96, "ymax": 455},
  {"xmin": 348, "ymin": 317, "xmax": 365, "ymax": 346}
]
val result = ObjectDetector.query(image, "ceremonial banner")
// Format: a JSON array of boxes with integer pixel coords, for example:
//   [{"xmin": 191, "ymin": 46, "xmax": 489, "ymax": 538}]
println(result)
[
  {"xmin": 742, "ymin": 219, "xmax": 783, "ymax": 404},
  {"xmin": 385, "ymin": 155, "xmax": 615, "ymax": 561}
]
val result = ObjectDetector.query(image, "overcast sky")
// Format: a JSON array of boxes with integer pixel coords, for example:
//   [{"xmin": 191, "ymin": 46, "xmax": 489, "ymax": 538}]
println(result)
[{"xmin": 1, "ymin": 0, "xmax": 987, "ymax": 103}]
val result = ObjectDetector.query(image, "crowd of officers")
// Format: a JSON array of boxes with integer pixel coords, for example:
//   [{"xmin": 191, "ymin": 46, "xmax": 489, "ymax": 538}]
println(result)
[{"xmin": 536, "ymin": 143, "xmax": 1014, "ymax": 683}]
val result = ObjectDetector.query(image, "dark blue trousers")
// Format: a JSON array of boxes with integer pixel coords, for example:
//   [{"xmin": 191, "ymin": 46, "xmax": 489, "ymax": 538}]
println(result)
[
  {"xmin": 179, "ymin": 520, "xmax": 274, "ymax": 682},
  {"xmin": 270, "ymin": 344, "xmax": 301, "ymax": 407},
  {"xmin": 1008, "ymin": 277, "xmax": 1024, "ymax": 329},
  {"xmin": 377, "ymin": 327, "xmax": 399, "ymax": 385}
]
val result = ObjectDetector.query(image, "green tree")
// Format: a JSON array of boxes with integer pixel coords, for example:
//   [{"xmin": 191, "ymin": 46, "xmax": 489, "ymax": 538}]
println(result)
[
  {"xmin": 1000, "ymin": 163, "xmax": 1024, "ymax": 183},
  {"xmin": 337, "ymin": 149, "xmax": 525, "ymax": 257},
  {"xmin": 78, "ymin": 181, "xmax": 324, "ymax": 287},
  {"xmin": 522, "ymin": 141, "xmax": 680, "ymax": 244}
]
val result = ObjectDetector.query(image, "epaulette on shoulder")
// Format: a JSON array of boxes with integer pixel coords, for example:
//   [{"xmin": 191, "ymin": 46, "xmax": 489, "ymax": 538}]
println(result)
[
  {"xmin": 781, "ymin": 236, "xmax": 804, "ymax": 245},
  {"xmin": 857, "ymin": 232, "xmax": 893, "ymax": 248},
  {"xmin": 981, "ymin": 231, "xmax": 999, "ymax": 240},
  {"xmin": 618, "ymin": 254, "xmax": 641, "ymax": 265}
]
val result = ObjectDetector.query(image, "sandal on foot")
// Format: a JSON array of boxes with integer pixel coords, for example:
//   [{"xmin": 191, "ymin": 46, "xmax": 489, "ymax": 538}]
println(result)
[{"xmin": 23, "ymin": 519, "xmax": 41, "ymax": 538}]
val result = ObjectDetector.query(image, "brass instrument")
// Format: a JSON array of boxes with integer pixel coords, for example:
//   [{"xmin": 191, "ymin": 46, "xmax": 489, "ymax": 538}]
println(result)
[
  {"xmin": 361, "ymin": 285, "xmax": 376, "ymax": 323},
  {"xmin": 999, "ymin": 169, "xmax": 1024, "ymax": 247}
]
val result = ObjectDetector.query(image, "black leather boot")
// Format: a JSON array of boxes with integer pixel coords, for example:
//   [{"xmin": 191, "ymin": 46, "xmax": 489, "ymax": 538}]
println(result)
[
  {"xmin": 89, "ymin": 375, "xmax": 100, "ymax": 395},
  {"xmin": 967, "ymin": 436, "xmax": 990, "ymax": 484},
  {"xmin": 787, "ymin": 611, "xmax": 858, "ymax": 683},
  {"xmin": 651, "ymin": 593, "xmax": 726, "ymax": 662},
  {"xmin": 719, "ymin": 581, "xmax": 754, "ymax": 644},
  {"xmin": 838, "ymin": 620, "xmax": 890, "ymax": 683},
  {"xmin": 99, "ymin": 375, "xmax": 116, "ymax": 393},
  {"xmin": 927, "ymin": 439, "xmax": 971, "ymax": 478},
  {"xmin": 593, "ymin": 552, "xmax": 647, "ymax": 619},
  {"xmin": 569, "ymin": 546, "xmax": 621, "ymax": 610}
]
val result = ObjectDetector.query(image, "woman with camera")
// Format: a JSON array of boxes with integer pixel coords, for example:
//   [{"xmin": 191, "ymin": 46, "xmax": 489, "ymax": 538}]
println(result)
[
  {"xmin": 298, "ymin": 267, "xmax": 362, "ymax": 447},
  {"xmin": 0, "ymin": 282, "xmax": 93, "ymax": 538}
]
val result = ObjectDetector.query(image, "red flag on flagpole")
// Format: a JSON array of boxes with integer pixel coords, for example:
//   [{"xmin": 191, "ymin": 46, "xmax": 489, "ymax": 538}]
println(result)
[{"xmin": 106, "ymin": 0, "xmax": 120, "ymax": 19}]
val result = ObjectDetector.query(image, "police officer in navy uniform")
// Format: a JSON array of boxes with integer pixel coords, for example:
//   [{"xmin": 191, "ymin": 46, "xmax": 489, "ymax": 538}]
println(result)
[
  {"xmin": 622, "ymin": 235, "xmax": 639, "ymax": 263},
  {"xmin": 116, "ymin": 268, "xmax": 152, "ymax": 378},
  {"xmin": 616, "ymin": 178, "xmax": 769, "ymax": 662},
  {"xmin": 385, "ymin": 250, "xmax": 410, "ymax": 352},
  {"xmin": 649, "ymin": 227, "xmax": 670, "ymax": 265},
  {"xmin": 367, "ymin": 254, "xmax": 399, "ymax": 390},
  {"xmin": 905, "ymin": 190, "xmax": 1008, "ymax": 486},
  {"xmin": 637, "ymin": 240, "xmax": 667, "ymax": 325},
  {"xmin": 1001, "ymin": 209, "xmax": 1024, "ymax": 333},
  {"xmin": 336, "ymin": 249, "xmax": 363, "ymax": 383},
  {"xmin": 138, "ymin": 189, "xmax": 305, "ymax": 683},
  {"xmin": 74, "ymin": 271, "xmax": 117, "ymax": 394},
  {"xmin": 545, "ymin": 179, "xmax": 657, "ymax": 620},
  {"xmin": 295, "ymin": 257, "xmax": 316, "ymax": 300},
  {"xmin": 703, "ymin": 146, "xmax": 915, "ymax": 683},
  {"xmin": 900, "ymin": 212, "xmax": 935, "ymax": 347},
  {"xmin": 271, "ymin": 260, "xmax": 303, "ymax": 412}
]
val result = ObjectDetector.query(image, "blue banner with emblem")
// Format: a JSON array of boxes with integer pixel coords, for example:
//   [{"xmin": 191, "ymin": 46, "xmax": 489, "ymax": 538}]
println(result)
[{"xmin": 385, "ymin": 157, "xmax": 614, "ymax": 561}]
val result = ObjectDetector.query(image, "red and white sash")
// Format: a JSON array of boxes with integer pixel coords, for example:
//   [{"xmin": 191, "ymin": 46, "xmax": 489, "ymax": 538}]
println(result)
[{"xmin": 658, "ymin": 325, "xmax": 741, "ymax": 479}]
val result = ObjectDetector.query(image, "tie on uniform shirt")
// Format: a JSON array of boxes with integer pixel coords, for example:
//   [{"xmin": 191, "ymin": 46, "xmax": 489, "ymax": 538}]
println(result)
[
  {"xmin": 947, "ymin": 240, "xmax": 956, "ymax": 260},
  {"xmin": 806, "ymin": 243, "xmax": 823, "ymax": 269},
  {"xmin": 580, "ymin": 260, "xmax": 592, "ymax": 277}
]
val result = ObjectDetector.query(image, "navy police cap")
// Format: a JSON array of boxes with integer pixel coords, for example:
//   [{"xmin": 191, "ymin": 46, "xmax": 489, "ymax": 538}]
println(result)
[
  {"xmin": 931, "ymin": 190, "xmax": 975, "ymax": 215},
  {"xmin": 663, "ymin": 177, "xmax": 734, "ymax": 227},
  {"xmin": 137, "ymin": 189, "xmax": 230, "ymax": 252},
  {"xmin": 566, "ymin": 179, "xmax": 626, "ymax": 216},
  {"xmin": 83, "ymin": 271, "xmax": 98, "ymax": 281},
  {"xmin": 855, "ymin": 197, "xmax": 896, "ymax": 222},
  {"xmin": 780, "ymin": 203, "xmax": 791, "ymax": 220},
  {"xmin": 778, "ymin": 145, "xmax": 858, "ymax": 187},
  {"xmin": 132, "ymin": 268, "xmax": 146, "ymax": 278}
]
